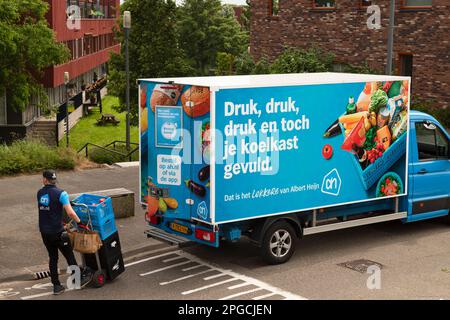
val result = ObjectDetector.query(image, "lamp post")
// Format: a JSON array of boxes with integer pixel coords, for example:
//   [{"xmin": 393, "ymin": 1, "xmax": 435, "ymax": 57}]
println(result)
[
  {"xmin": 386, "ymin": 0, "xmax": 395, "ymax": 75},
  {"xmin": 123, "ymin": 11, "xmax": 131, "ymax": 151},
  {"xmin": 64, "ymin": 71, "xmax": 70, "ymax": 148}
]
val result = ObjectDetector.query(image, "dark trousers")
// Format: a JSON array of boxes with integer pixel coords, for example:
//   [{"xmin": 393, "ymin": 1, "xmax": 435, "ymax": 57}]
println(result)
[{"xmin": 41, "ymin": 232, "xmax": 78, "ymax": 286}]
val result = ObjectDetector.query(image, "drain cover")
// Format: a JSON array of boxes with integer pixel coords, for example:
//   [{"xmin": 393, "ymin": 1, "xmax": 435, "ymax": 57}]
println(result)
[{"xmin": 338, "ymin": 259, "xmax": 383, "ymax": 273}]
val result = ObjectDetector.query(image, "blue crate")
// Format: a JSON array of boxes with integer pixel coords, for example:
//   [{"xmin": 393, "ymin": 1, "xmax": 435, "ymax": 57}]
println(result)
[
  {"xmin": 72, "ymin": 194, "xmax": 115, "ymax": 226},
  {"xmin": 91, "ymin": 218, "xmax": 117, "ymax": 241},
  {"xmin": 351, "ymin": 132, "xmax": 407, "ymax": 190}
]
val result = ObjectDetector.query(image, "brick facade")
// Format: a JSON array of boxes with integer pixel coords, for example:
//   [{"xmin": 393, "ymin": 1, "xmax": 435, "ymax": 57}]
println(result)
[{"xmin": 250, "ymin": 1, "xmax": 450, "ymax": 109}]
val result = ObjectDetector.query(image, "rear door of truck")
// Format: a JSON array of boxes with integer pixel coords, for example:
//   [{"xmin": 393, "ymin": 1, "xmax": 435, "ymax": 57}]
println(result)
[
  {"xmin": 140, "ymin": 81, "xmax": 213, "ymax": 227},
  {"xmin": 139, "ymin": 81, "xmax": 192, "ymax": 223}
]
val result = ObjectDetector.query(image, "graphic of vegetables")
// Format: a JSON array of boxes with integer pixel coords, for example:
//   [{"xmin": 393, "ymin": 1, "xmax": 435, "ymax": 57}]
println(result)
[
  {"xmin": 163, "ymin": 198, "xmax": 178, "ymax": 210},
  {"xmin": 323, "ymin": 119, "xmax": 342, "ymax": 138},
  {"xmin": 185, "ymin": 179, "xmax": 206, "ymax": 197},
  {"xmin": 145, "ymin": 195, "xmax": 159, "ymax": 217},
  {"xmin": 181, "ymin": 86, "xmax": 210, "ymax": 118},
  {"xmin": 369, "ymin": 89, "xmax": 388, "ymax": 113},
  {"xmin": 158, "ymin": 197, "xmax": 167, "ymax": 213},
  {"xmin": 198, "ymin": 165, "xmax": 210, "ymax": 182}
]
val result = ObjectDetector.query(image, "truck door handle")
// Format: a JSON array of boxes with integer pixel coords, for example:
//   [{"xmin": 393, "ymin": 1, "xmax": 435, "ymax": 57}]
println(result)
[{"xmin": 418, "ymin": 169, "xmax": 428, "ymax": 175}]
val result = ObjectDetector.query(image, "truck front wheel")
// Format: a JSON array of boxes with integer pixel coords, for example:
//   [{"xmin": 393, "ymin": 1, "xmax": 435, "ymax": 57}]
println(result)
[{"xmin": 260, "ymin": 221, "xmax": 297, "ymax": 265}]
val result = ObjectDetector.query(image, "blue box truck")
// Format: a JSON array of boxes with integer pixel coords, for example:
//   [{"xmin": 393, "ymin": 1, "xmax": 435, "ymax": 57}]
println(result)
[{"xmin": 138, "ymin": 73, "xmax": 449, "ymax": 264}]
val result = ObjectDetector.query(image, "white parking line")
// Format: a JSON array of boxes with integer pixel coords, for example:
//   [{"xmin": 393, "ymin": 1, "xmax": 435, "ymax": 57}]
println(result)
[
  {"xmin": 160, "ymin": 269, "xmax": 215, "ymax": 286},
  {"xmin": 203, "ymin": 273, "xmax": 228, "ymax": 281},
  {"xmin": 228, "ymin": 282, "xmax": 251, "ymax": 290},
  {"xmin": 177, "ymin": 251, "xmax": 306, "ymax": 300},
  {"xmin": 140, "ymin": 260, "xmax": 192, "ymax": 276},
  {"xmin": 182, "ymin": 278, "xmax": 238, "ymax": 295},
  {"xmin": 125, "ymin": 251, "xmax": 177, "ymax": 267},
  {"xmin": 182, "ymin": 264, "xmax": 203, "ymax": 272},
  {"xmin": 219, "ymin": 288, "xmax": 263, "ymax": 300},
  {"xmin": 21, "ymin": 289, "xmax": 74, "ymax": 300},
  {"xmin": 252, "ymin": 293, "xmax": 276, "ymax": 300},
  {"xmin": 163, "ymin": 256, "xmax": 184, "ymax": 263}
]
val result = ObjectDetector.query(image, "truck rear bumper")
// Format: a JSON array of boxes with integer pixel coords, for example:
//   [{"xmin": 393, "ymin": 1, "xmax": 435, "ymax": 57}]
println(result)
[
  {"xmin": 145, "ymin": 227, "xmax": 194, "ymax": 248},
  {"xmin": 146, "ymin": 216, "xmax": 220, "ymax": 248}
]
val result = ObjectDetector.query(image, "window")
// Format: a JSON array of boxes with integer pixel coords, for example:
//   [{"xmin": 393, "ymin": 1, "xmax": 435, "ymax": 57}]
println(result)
[
  {"xmin": 313, "ymin": 0, "xmax": 336, "ymax": 9},
  {"xmin": 361, "ymin": 0, "xmax": 372, "ymax": 7},
  {"xmin": 402, "ymin": 0, "xmax": 432, "ymax": 8},
  {"xmin": 416, "ymin": 122, "xmax": 449, "ymax": 161},
  {"xmin": 399, "ymin": 53, "xmax": 413, "ymax": 77},
  {"xmin": 269, "ymin": 0, "xmax": 279, "ymax": 16}
]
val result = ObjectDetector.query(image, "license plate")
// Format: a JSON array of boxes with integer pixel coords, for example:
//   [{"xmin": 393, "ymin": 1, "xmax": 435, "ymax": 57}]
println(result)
[{"xmin": 170, "ymin": 222, "xmax": 190, "ymax": 235}]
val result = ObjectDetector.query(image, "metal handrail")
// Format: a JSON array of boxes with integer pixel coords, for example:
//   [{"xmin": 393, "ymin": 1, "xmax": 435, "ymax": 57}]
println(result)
[
  {"xmin": 77, "ymin": 140, "xmax": 139, "ymax": 162},
  {"xmin": 104, "ymin": 140, "xmax": 139, "ymax": 149}
]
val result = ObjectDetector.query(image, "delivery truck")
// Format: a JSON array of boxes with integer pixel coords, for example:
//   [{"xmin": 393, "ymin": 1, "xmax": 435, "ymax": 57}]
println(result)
[{"xmin": 138, "ymin": 73, "xmax": 450, "ymax": 264}]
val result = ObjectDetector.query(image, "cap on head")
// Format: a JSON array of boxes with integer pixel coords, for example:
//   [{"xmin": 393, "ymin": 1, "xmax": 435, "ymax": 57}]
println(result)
[{"xmin": 43, "ymin": 170, "xmax": 57, "ymax": 182}]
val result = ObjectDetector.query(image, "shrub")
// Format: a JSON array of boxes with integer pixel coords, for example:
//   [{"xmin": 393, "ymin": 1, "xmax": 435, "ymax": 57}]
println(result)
[
  {"xmin": 88, "ymin": 145, "xmax": 139, "ymax": 165},
  {"xmin": 270, "ymin": 47, "xmax": 334, "ymax": 74},
  {"xmin": 411, "ymin": 98, "xmax": 450, "ymax": 130},
  {"xmin": 0, "ymin": 140, "xmax": 76, "ymax": 175}
]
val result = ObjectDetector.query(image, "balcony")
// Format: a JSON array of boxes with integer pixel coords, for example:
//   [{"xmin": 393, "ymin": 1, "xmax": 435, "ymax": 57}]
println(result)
[{"xmin": 42, "ymin": 44, "xmax": 121, "ymax": 88}]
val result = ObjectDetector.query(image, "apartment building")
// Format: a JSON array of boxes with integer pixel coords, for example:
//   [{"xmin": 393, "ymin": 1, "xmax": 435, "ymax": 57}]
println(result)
[
  {"xmin": 0, "ymin": 0, "xmax": 121, "ymax": 144},
  {"xmin": 250, "ymin": 0, "xmax": 449, "ymax": 109}
]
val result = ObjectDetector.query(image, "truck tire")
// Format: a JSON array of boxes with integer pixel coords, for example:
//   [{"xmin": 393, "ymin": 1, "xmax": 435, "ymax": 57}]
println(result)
[{"xmin": 260, "ymin": 220, "xmax": 297, "ymax": 265}]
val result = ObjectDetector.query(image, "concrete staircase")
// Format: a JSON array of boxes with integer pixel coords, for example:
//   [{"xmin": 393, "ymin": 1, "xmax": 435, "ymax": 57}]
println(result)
[{"xmin": 29, "ymin": 120, "xmax": 57, "ymax": 146}]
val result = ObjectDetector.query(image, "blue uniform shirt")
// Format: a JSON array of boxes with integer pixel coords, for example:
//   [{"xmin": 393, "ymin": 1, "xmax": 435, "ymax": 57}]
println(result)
[{"xmin": 37, "ymin": 184, "xmax": 69, "ymax": 234}]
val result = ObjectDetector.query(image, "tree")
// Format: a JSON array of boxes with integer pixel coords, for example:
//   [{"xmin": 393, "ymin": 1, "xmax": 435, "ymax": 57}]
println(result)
[
  {"xmin": 177, "ymin": 0, "xmax": 248, "ymax": 75},
  {"xmin": 270, "ymin": 47, "xmax": 335, "ymax": 74},
  {"xmin": 0, "ymin": 0, "xmax": 69, "ymax": 112},
  {"xmin": 108, "ymin": 0, "xmax": 194, "ymax": 124}
]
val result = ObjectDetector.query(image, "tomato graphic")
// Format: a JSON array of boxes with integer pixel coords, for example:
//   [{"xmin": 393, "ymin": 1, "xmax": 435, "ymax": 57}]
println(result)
[{"xmin": 322, "ymin": 144, "xmax": 333, "ymax": 160}]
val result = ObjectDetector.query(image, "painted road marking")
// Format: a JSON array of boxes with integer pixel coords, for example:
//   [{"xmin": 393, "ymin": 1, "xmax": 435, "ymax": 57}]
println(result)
[
  {"xmin": 159, "ymin": 269, "xmax": 215, "ymax": 286},
  {"xmin": 252, "ymin": 292, "xmax": 276, "ymax": 300},
  {"xmin": 228, "ymin": 282, "xmax": 252, "ymax": 290},
  {"xmin": 140, "ymin": 260, "xmax": 192, "ymax": 276},
  {"xmin": 182, "ymin": 278, "xmax": 238, "ymax": 295},
  {"xmin": 182, "ymin": 264, "xmax": 202, "ymax": 272},
  {"xmin": 21, "ymin": 288, "xmax": 74, "ymax": 300},
  {"xmin": 203, "ymin": 273, "xmax": 228, "ymax": 281},
  {"xmin": 219, "ymin": 288, "xmax": 263, "ymax": 300},
  {"xmin": 0, "ymin": 288, "xmax": 20, "ymax": 299},
  {"xmin": 177, "ymin": 251, "xmax": 306, "ymax": 300},
  {"xmin": 125, "ymin": 251, "xmax": 177, "ymax": 267},
  {"xmin": 8, "ymin": 246, "xmax": 306, "ymax": 300},
  {"xmin": 163, "ymin": 256, "xmax": 185, "ymax": 263}
]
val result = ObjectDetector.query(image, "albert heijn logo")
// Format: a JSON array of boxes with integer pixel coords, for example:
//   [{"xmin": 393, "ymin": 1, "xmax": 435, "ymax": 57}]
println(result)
[
  {"xmin": 197, "ymin": 201, "xmax": 208, "ymax": 220},
  {"xmin": 39, "ymin": 194, "xmax": 50, "ymax": 206},
  {"xmin": 321, "ymin": 169, "xmax": 342, "ymax": 196}
]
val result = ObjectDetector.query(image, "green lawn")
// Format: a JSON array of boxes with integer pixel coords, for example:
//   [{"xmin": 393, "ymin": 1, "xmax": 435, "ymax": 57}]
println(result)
[{"xmin": 66, "ymin": 95, "xmax": 139, "ymax": 152}]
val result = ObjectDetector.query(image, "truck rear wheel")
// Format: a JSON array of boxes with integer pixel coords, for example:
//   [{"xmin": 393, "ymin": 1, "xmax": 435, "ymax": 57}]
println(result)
[{"xmin": 260, "ymin": 221, "xmax": 297, "ymax": 265}]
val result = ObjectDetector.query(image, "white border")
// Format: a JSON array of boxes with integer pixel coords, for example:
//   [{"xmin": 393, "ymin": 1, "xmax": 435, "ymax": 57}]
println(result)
[
  {"xmin": 210, "ymin": 88, "xmax": 217, "ymax": 224},
  {"xmin": 154, "ymin": 105, "xmax": 183, "ymax": 149},
  {"xmin": 138, "ymin": 82, "xmax": 142, "ymax": 205},
  {"xmin": 404, "ymin": 77, "xmax": 412, "ymax": 196}
]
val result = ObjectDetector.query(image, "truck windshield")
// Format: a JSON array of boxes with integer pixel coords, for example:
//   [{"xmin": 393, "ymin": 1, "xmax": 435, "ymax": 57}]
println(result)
[{"xmin": 416, "ymin": 122, "xmax": 449, "ymax": 161}]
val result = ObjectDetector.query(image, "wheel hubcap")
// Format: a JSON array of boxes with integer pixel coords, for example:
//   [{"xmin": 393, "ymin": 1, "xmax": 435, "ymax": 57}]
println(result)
[{"xmin": 269, "ymin": 229, "xmax": 292, "ymax": 258}]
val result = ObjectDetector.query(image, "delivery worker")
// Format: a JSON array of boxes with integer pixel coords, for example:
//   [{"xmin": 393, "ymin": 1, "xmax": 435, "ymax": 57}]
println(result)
[{"xmin": 38, "ymin": 170, "xmax": 92, "ymax": 295}]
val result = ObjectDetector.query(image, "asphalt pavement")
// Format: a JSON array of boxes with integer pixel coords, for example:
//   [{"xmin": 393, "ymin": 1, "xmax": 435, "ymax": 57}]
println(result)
[{"xmin": 1, "ymin": 166, "xmax": 450, "ymax": 299}]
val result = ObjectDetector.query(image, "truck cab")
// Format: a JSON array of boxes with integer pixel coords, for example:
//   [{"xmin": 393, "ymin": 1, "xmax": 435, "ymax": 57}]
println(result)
[{"xmin": 406, "ymin": 111, "xmax": 449, "ymax": 221}]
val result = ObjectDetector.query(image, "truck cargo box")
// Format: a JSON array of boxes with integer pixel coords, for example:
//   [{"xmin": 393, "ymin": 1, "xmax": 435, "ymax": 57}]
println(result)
[{"xmin": 138, "ymin": 73, "xmax": 411, "ymax": 225}]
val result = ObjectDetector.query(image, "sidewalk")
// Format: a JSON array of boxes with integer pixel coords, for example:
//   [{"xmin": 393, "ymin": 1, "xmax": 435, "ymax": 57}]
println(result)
[{"xmin": 0, "ymin": 166, "xmax": 160, "ymax": 283}]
